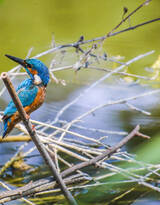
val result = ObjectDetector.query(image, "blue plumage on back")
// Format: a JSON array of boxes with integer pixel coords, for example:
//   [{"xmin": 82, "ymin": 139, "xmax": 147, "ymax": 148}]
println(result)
[
  {"xmin": 2, "ymin": 79, "xmax": 38, "ymax": 137},
  {"xmin": 4, "ymin": 79, "xmax": 38, "ymax": 117}
]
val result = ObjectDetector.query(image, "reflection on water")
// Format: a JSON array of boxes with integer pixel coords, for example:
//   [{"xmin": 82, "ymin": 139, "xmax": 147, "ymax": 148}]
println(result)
[{"xmin": 133, "ymin": 199, "xmax": 160, "ymax": 205}]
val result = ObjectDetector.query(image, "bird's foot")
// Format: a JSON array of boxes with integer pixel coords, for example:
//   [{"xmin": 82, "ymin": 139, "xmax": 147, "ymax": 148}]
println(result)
[{"xmin": 32, "ymin": 124, "xmax": 36, "ymax": 132}]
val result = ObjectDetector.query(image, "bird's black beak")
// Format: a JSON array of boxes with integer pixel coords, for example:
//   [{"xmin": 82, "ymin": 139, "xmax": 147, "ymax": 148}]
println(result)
[{"xmin": 5, "ymin": 54, "xmax": 26, "ymax": 67}]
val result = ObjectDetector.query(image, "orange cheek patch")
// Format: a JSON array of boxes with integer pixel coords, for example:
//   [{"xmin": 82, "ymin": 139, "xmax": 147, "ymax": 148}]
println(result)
[{"xmin": 28, "ymin": 68, "xmax": 38, "ymax": 75}]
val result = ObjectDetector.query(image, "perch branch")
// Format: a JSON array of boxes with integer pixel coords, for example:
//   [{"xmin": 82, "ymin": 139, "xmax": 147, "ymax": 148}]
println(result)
[{"xmin": 1, "ymin": 72, "xmax": 77, "ymax": 205}]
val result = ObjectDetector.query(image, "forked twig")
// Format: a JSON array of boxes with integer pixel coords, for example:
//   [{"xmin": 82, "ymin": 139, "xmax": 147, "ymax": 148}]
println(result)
[
  {"xmin": 61, "ymin": 125, "xmax": 141, "ymax": 177},
  {"xmin": 53, "ymin": 50, "xmax": 154, "ymax": 124}
]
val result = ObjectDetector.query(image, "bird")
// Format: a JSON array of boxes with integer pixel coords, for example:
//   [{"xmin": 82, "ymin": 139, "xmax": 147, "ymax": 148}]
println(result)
[{"xmin": 2, "ymin": 54, "xmax": 50, "ymax": 138}]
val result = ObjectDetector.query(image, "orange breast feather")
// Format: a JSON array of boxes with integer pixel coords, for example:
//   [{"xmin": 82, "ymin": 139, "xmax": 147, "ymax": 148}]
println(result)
[
  {"xmin": 25, "ymin": 86, "xmax": 46, "ymax": 114},
  {"xmin": 7, "ymin": 86, "xmax": 46, "ymax": 133}
]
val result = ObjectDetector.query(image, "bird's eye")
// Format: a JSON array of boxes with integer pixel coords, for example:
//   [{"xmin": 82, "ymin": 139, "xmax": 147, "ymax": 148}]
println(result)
[
  {"xmin": 27, "ymin": 63, "xmax": 32, "ymax": 68},
  {"xmin": 24, "ymin": 60, "xmax": 31, "ymax": 68}
]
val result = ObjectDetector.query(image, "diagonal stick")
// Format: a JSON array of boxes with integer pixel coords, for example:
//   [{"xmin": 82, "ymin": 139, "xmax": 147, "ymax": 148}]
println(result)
[{"xmin": 1, "ymin": 72, "xmax": 77, "ymax": 205}]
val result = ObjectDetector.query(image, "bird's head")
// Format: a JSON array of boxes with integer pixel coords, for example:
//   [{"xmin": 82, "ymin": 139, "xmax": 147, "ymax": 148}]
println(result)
[{"xmin": 5, "ymin": 54, "xmax": 50, "ymax": 87}]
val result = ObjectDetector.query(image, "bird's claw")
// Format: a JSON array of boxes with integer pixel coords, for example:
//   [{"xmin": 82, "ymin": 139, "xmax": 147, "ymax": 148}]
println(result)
[{"xmin": 32, "ymin": 124, "xmax": 36, "ymax": 132}]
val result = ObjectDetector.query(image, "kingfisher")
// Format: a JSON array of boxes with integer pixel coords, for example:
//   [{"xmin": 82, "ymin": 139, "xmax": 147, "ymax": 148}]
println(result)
[{"xmin": 2, "ymin": 54, "xmax": 50, "ymax": 138}]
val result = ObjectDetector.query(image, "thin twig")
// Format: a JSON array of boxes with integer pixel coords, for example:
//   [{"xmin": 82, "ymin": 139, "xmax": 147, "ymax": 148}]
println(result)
[
  {"xmin": 61, "ymin": 125, "xmax": 141, "ymax": 178},
  {"xmin": 0, "ymin": 174, "xmax": 88, "ymax": 203},
  {"xmin": 53, "ymin": 50, "xmax": 154, "ymax": 123},
  {"xmin": 126, "ymin": 102, "xmax": 151, "ymax": 116},
  {"xmin": 106, "ymin": 0, "xmax": 152, "ymax": 37},
  {"xmin": 0, "ymin": 181, "xmax": 36, "ymax": 205}
]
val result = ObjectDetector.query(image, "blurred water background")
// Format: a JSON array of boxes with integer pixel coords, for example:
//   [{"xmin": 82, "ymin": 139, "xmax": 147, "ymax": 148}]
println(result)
[{"xmin": 0, "ymin": 0, "xmax": 160, "ymax": 204}]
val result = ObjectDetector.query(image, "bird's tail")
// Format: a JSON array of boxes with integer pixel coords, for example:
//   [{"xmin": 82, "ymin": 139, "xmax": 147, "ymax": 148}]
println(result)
[
  {"xmin": 0, "ymin": 120, "xmax": 3, "ymax": 138},
  {"xmin": 2, "ymin": 118, "xmax": 11, "ymax": 138}
]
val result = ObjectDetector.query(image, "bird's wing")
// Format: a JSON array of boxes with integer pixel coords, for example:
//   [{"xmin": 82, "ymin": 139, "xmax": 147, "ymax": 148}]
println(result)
[
  {"xmin": 3, "ymin": 82, "xmax": 38, "ymax": 119},
  {"xmin": 16, "ymin": 78, "xmax": 32, "ymax": 92}
]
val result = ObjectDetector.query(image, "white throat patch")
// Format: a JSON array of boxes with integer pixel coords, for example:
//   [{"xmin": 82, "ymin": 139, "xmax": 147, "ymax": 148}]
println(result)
[{"xmin": 34, "ymin": 74, "xmax": 42, "ymax": 85}]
